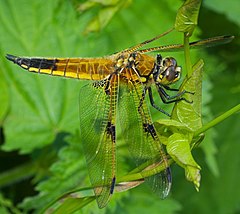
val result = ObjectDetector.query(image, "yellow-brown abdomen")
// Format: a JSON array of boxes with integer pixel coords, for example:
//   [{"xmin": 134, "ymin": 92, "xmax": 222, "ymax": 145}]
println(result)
[{"xmin": 6, "ymin": 54, "xmax": 115, "ymax": 80}]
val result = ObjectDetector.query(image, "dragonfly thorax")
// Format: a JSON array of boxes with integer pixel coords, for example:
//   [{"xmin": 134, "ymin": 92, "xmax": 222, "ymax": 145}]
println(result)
[{"xmin": 154, "ymin": 55, "xmax": 181, "ymax": 86}]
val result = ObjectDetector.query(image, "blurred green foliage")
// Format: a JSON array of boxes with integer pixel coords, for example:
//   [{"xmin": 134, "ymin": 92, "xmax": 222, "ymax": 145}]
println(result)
[{"xmin": 0, "ymin": 0, "xmax": 239, "ymax": 213}]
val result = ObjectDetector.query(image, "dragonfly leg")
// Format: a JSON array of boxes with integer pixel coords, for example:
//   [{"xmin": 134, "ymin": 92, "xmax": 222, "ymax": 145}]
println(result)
[
  {"xmin": 163, "ymin": 85, "xmax": 194, "ymax": 95},
  {"xmin": 157, "ymin": 84, "xmax": 193, "ymax": 104},
  {"xmin": 147, "ymin": 87, "xmax": 171, "ymax": 117},
  {"xmin": 138, "ymin": 86, "xmax": 169, "ymax": 116},
  {"xmin": 138, "ymin": 86, "xmax": 171, "ymax": 116}
]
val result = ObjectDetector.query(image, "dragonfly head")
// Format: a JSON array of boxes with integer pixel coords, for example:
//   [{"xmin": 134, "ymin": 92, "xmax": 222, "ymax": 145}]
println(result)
[{"xmin": 156, "ymin": 57, "xmax": 181, "ymax": 85}]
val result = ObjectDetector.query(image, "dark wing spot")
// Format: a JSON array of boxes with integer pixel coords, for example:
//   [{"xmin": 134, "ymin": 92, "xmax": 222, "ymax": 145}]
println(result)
[
  {"xmin": 106, "ymin": 121, "xmax": 116, "ymax": 143},
  {"xmin": 143, "ymin": 123, "xmax": 157, "ymax": 140},
  {"xmin": 110, "ymin": 176, "xmax": 116, "ymax": 194}
]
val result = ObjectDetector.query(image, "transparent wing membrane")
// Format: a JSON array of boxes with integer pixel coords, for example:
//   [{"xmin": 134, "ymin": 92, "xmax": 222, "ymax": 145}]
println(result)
[
  {"xmin": 118, "ymin": 69, "xmax": 171, "ymax": 198},
  {"xmin": 123, "ymin": 28, "xmax": 174, "ymax": 53},
  {"xmin": 79, "ymin": 75, "xmax": 118, "ymax": 208},
  {"xmin": 139, "ymin": 35, "xmax": 234, "ymax": 53}
]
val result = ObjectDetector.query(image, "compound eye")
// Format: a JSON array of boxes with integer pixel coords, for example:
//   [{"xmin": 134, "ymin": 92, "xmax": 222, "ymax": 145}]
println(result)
[
  {"xmin": 162, "ymin": 59, "xmax": 166, "ymax": 66},
  {"xmin": 162, "ymin": 58, "xmax": 171, "ymax": 67},
  {"xmin": 166, "ymin": 66, "xmax": 176, "ymax": 81},
  {"xmin": 162, "ymin": 57, "xmax": 177, "ymax": 67},
  {"xmin": 171, "ymin": 58, "xmax": 177, "ymax": 67}
]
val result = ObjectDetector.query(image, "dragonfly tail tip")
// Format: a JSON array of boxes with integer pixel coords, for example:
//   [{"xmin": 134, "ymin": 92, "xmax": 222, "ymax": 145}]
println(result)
[{"xmin": 6, "ymin": 54, "xmax": 18, "ymax": 63}]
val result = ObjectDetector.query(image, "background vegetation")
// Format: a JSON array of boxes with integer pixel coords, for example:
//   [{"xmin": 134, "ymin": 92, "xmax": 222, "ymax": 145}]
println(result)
[{"xmin": 0, "ymin": 0, "xmax": 239, "ymax": 213}]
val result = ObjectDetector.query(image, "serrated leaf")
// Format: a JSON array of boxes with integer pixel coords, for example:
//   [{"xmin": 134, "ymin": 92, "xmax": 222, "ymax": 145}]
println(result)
[
  {"xmin": 0, "ymin": 0, "xmax": 83, "ymax": 154},
  {"xmin": 175, "ymin": 0, "xmax": 202, "ymax": 36},
  {"xmin": 167, "ymin": 133, "xmax": 201, "ymax": 190},
  {"xmin": 19, "ymin": 134, "xmax": 87, "ymax": 212},
  {"xmin": 171, "ymin": 59, "xmax": 204, "ymax": 132},
  {"xmin": 0, "ymin": 193, "xmax": 21, "ymax": 214},
  {"xmin": 1, "ymin": 76, "xmax": 81, "ymax": 154}
]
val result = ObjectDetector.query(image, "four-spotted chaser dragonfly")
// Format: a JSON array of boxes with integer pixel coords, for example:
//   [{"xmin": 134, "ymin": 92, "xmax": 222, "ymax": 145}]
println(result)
[{"xmin": 6, "ymin": 28, "xmax": 233, "ymax": 208}]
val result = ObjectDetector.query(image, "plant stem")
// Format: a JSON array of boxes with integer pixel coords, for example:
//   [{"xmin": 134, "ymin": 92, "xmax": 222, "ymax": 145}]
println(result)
[
  {"xmin": 118, "ymin": 159, "xmax": 174, "ymax": 183},
  {"xmin": 184, "ymin": 33, "xmax": 192, "ymax": 77},
  {"xmin": 194, "ymin": 103, "xmax": 240, "ymax": 137},
  {"xmin": 0, "ymin": 162, "xmax": 36, "ymax": 188}
]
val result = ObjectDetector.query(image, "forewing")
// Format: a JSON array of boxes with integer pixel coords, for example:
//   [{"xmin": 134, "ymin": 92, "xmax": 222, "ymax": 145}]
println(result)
[
  {"xmin": 79, "ymin": 75, "xmax": 118, "ymax": 208},
  {"xmin": 118, "ymin": 69, "xmax": 171, "ymax": 198},
  {"xmin": 139, "ymin": 35, "xmax": 234, "ymax": 53}
]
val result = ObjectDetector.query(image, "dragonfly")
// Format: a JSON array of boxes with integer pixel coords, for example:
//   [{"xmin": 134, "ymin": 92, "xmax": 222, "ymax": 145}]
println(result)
[{"xmin": 6, "ymin": 28, "xmax": 234, "ymax": 208}]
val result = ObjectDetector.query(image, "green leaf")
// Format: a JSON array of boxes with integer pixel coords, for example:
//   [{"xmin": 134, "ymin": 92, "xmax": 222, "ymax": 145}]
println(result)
[
  {"xmin": 171, "ymin": 59, "xmax": 204, "ymax": 132},
  {"xmin": 52, "ymin": 197, "xmax": 95, "ymax": 214},
  {"xmin": 0, "ymin": 71, "xmax": 9, "ymax": 123},
  {"xmin": 19, "ymin": 134, "xmax": 87, "ymax": 212},
  {"xmin": 124, "ymin": 187, "xmax": 182, "ymax": 214},
  {"xmin": 200, "ymin": 131, "xmax": 219, "ymax": 177},
  {"xmin": 155, "ymin": 119, "xmax": 191, "ymax": 146},
  {"xmin": 156, "ymin": 59, "xmax": 204, "ymax": 190},
  {"xmin": 2, "ymin": 77, "xmax": 81, "ymax": 153},
  {"xmin": 0, "ymin": 162, "xmax": 36, "ymax": 188},
  {"xmin": 78, "ymin": 0, "xmax": 132, "ymax": 34},
  {"xmin": 83, "ymin": 5, "xmax": 119, "ymax": 33},
  {"xmin": 0, "ymin": 193, "xmax": 21, "ymax": 214},
  {"xmin": 167, "ymin": 133, "xmax": 201, "ymax": 190},
  {"xmin": 0, "ymin": 0, "xmax": 83, "ymax": 153},
  {"xmin": 204, "ymin": 0, "xmax": 240, "ymax": 26},
  {"xmin": 175, "ymin": 0, "xmax": 202, "ymax": 36},
  {"xmin": 200, "ymin": 79, "xmax": 219, "ymax": 176}
]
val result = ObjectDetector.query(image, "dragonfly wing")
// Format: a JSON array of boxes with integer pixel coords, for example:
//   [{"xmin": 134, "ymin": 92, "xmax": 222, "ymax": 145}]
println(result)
[
  {"xmin": 79, "ymin": 75, "xmax": 118, "ymax": 208},
  {"xmin": 139, "ymin": 35, "xmax": 234, "ymax": 53},
  {"xmin": 118, "ymin": 69, "xmax": 171, "ymax": 198}
]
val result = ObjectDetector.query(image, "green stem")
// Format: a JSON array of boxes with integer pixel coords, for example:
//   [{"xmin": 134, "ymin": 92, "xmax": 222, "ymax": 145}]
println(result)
[
  {"xmin": 41, "ymin": 158, "xmax": 175, "ymax": 211},
  {"xmin": 184, "ymin": 33, "xmax": 192, "ymax": 77},
  {"xmin": 40, "ymin": 187, "xmax": 95, "ymax": 213},
  {"xmin": 118, "ymin": 159, "xmax": 174, "ymax": 183},
  {"xmin": 118, "ymin": 172, "xmax": 143, "ymax": 183},
  {"xmin": 194, "ymin": 103, "xmax": 240, "ymax": 137},
  {"xmin": 0, "ymin": 162, "xmax": 36, "ymax": 188}
]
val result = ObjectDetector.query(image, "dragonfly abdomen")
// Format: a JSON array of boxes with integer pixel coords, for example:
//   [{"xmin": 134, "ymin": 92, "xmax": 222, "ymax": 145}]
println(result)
[{"xmin": 6, "ymin": 54, "xmax": 114, "ymax": 80}]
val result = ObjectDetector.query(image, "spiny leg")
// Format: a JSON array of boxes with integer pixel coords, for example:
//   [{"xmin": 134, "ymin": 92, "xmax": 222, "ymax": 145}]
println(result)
[
  {"xmin": 157, "ymin": 84, "xmax": 194, "ymax": 104},
  {"xmin": 147, "ymin": 87, "xmax": 171, "ymax": 117},
  {"xmin": 163, "ymin": 84, "xmax": 194, "ymax": 94}
]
